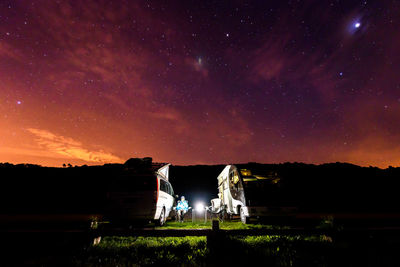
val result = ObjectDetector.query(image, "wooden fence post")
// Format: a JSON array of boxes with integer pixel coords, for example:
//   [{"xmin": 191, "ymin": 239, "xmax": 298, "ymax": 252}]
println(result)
[
  {"xmin": 207, "ymin": 220, "xmax": 220, "ymax": 249},
  {"xmin": 212, "ymin": 220, "xmax": 219, "ymax": 231}
]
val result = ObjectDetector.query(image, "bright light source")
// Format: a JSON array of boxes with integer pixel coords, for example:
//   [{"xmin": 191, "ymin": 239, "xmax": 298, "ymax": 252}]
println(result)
[
  {"xmin": 354, "ymin": 22, "xmax": 361, "ymax": 28},
  {"xmin": 195, "ymin": 202, "xmax": 204, "ymax": 212},
  {"xmin": 240, "ymin": 169, "xmax": 252, "ymax": 176}
]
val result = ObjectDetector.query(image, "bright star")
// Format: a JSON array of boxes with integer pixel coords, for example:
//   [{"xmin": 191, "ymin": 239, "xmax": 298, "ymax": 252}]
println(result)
[
  {"xmin": 347, "ymin": 18, "xmax": 363, "ymax": 34},
  {"xmin": 17, "ymin": 100, "xmax": 22, "ymax": 105}
]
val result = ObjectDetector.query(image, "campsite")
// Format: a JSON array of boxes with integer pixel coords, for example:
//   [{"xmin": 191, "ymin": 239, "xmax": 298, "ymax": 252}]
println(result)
[
  {"xmin": 1, "ymin": 1, "xmax": 400, "ymax": 265},
  {"xmin": 1, "ymin": 159, "xmax": 400, "ymax": 266}
]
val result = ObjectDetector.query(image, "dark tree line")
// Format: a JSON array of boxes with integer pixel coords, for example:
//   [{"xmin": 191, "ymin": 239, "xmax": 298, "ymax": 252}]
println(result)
[{"xmin": 1, "ymin": 160, "xmax": 399, "ymax": 216}]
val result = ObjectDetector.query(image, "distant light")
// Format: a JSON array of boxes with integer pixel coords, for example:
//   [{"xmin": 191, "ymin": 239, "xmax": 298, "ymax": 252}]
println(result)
[
  {"xmin": 16, "ymin": 100, "xmax": 22, "ymax": 105},
  {"xmin": 240, "ymin": 169, "xmax": 252, "ymax": 176},
  {"xmin": 195, "ymin": 202, "xmax": 204, "ymax": 212},
  {"xmin": 339, "ymin": 72, "xmax": 343, "ymax": 76},
  {"xmin": 354, "ymin": 22, "xmax": 361, "ymax": 28}
]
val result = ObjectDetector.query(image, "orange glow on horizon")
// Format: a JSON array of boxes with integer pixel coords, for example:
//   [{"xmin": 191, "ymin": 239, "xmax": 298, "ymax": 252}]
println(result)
[{"xmin": 0, "ymin": 1, "xmax": 399, "ymax": 169}]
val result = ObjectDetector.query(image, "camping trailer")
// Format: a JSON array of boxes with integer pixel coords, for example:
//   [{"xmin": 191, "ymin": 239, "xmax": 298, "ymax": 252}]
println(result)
[{"xmin": 211, "ymin": 164, "xmax": 296, "ymax": 224}]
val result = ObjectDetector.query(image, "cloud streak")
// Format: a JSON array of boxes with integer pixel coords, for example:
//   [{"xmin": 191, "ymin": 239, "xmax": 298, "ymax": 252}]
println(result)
[
  {"xmin": 27, "ymin": 128, "xmax": 123, "ymax": 164},
  {"xmin": 0, "ymin": 1, "xmax": 399, "ymax": 167}
]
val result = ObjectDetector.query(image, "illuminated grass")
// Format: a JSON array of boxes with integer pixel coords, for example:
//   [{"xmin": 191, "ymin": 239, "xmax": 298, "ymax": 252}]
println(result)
[
  {"xmin": 77, "ymin": 221, "xmax": 332, "ymax": 266},
  {"xmin": 160, "ymin": 221, "xmax": 212, "ymax": 229},
  {"xmin": 81, "ymin": 236, "xmax": 208, "ymax": 266},
  {"xmin": 80, "ymin": 233, "xmax": 332, "ymax": 267},
  {"xmin": 159, "ymin": 220, "xmax": 277, "ymax": 229},
  {"xmin": 97, "ymin": 236, "xmax": 207, "ymax": 248}
]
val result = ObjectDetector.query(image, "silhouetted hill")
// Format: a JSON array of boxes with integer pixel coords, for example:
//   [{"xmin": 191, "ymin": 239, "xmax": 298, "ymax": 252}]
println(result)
[{"xmin": 1, "ymin": 160, "xmax": 400, "ymax": 216}]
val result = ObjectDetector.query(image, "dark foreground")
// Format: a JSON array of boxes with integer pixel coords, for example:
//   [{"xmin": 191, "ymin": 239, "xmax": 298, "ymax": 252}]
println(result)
[
  {"xmin": 2, "ymin": 161, "xmax": 400, "ymax": 266},
  {"xmin": 2, "ymin": 222, "xmax": 400, "ymax": 267}
]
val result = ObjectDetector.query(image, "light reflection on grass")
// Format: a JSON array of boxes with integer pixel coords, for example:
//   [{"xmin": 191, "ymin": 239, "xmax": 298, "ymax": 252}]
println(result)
[
  {"xmin": 159, "ymin": 220, "xmax": 278, "ymax": 229},
  {"xmin": 82, "ymin": 221, "xmax": 333, "ymax": 266}
]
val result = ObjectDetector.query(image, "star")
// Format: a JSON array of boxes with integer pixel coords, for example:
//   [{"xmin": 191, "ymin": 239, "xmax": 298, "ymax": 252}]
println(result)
[
  {"xmin": 354, "ymin": 22, "xmax": 361, "ymax": 28},
  {"xmin": 16, "ymin": 100, "xmax": 22, "ymax": 105}
]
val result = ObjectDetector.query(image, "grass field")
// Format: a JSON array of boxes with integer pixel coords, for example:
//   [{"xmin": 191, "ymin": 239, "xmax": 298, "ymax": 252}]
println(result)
[
  {"xmin": 82, "ymin": 236, "xmax": 328, "ymax": 266},
  {"xmin": 4, "ymin": 221, "xmax": 400, "ymax": 266},
  {"xmin": 158, "ymin": 220, "xmax": 277, "ymax": 229},
  {"xmin": 75, "ymin": 221, "xmax": 333, "ymax": 266}
]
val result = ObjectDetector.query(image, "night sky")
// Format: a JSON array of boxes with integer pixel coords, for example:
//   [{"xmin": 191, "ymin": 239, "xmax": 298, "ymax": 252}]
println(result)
[{"xmin": 0, "ymin": 0, "xmax": 399, "ymax": 167}]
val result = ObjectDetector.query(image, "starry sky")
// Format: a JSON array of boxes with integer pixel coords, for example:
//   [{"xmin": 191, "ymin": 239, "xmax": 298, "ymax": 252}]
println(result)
[{"xmin": 0, "ymin": 0, "xmax": 399, "ymax": 167}]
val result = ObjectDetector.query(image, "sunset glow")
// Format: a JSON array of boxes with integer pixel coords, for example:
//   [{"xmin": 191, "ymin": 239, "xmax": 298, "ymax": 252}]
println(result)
[{"xmin": 0, "ymin": 1, "xmax": 399, "ymax": 168}]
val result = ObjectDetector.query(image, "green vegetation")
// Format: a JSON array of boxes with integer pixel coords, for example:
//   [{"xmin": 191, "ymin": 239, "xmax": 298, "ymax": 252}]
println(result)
[
  {"xmin": 159, "ymin": 221, "xmax": 211, "ymax": 229},
  {"xmin": 159, "ymin": 220, "xmax": 280, "ymax": 229},
  {"xmin": 5, "ymin": 220, "xmax": 400, "ymax": 267},
  {"xmin": 80, "ymin": 236, "xmax": 208, "ymax": 266},
  {"xmin": 74, "ymin": 221, "xmax": 333, "ymax": 266},
  {"xmin": 77, "ymin": 234, "xmax": 332, "ymax": 266}
]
